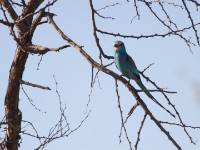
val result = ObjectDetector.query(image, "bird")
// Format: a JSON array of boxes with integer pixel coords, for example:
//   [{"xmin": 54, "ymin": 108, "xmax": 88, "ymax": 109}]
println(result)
[{"xmin": 113, "ymin": 41, "xmax": 175, "ymax": 118}]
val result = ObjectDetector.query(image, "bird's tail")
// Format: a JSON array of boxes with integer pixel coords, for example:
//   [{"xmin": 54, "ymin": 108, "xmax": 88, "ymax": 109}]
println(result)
[{"xmin": 136, "ymin": 81, "xmax": 175, "ymax": 118}]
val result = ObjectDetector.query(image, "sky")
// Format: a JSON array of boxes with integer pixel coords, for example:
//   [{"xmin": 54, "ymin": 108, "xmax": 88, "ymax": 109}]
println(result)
[{"xmin": 1, "ymin": 0, "xmax": 200, "ymax": 150}]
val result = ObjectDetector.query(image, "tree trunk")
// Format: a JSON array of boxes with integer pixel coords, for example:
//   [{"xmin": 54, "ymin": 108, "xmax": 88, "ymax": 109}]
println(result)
[
  {"xmin": 5, "ymin": 48, "xmax": 28, "ymax": 149},
  {"xmin": 3, "ymin": 1, "xmax": 45, "ymax": 149}
]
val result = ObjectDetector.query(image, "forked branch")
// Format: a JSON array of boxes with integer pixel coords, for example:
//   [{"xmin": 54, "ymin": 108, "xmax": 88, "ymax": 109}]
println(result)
[{"xmin": 46, "ymin": 12, "xmax": 182, "ymax": 149}]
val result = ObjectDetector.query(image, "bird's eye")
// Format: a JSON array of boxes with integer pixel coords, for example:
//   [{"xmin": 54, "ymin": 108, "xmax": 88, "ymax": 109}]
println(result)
[
  {"xmin": 114, "ymin": 43, "xmax": 124, "ymax": 48},
  {"xmin": 117, "ymin": 44, "xmax": 123, "ymax": 47}
]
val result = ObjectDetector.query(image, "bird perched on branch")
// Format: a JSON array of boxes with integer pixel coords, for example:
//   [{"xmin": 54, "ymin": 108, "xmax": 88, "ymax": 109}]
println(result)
[{"xmin": 113, "ymin": 41, "xmax": 175, "ymax": 118}]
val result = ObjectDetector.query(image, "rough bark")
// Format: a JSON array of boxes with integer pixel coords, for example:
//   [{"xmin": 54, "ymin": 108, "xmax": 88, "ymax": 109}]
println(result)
[
  {"xmin": 5, "ymin": 48, "xmax": 28, "ymax": 150},
  {"xmin": 2, "ymin": 0, "xmax": 45, "ymax": 149}
]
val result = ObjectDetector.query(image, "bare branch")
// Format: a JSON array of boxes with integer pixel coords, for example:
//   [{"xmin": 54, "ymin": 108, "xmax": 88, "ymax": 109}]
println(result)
[
  {"xmin": 137, "ymin": 89, "xmax": 177, "ymax": 94},
  {"xmin": 24, "ymin": 44, "xmax": 70, "ymax": 54},
  {"xmin": 86, "ymin": 68, "xmax": 101, "ymax": 110},
  {"xmin": 21, "ymin": 120, "xmax": 42, "ymax": 144},
  {"xmin": 115, "ymin": 79, "xmax": 132, "ymax": 149},
  {"xmin": 94, "ymin": 10, "xmax": 115, "ymax": 20},
  {"xmin": 21, "ymin": 85, "xmax": 45, "ymax": 112},
  {"xmin": 53, "ymin": 75, "xmax": 69, "ymax": 137},
  {"xmin": 37, "ymin": 55, "xmax": 43, "ymax": 70},
  {"xmin": 160, "ymin": 121, "xmax": 200, "ymax": 130},
  {"xmin": 91, "ymin": 66, "xmax": 94, "ymax": 88},
  {"xmin": 140, "ymin": 71, "xmax": 196, "ymax": 144},
  {"xmin": 89, "ymin": 0, "xmax": 114, "ymax": 60},
  {"xmin": 0, "ymin": 19, "xmax": 13, "ymax": 26},
  {"xmin": 97, "ymin": 22, "xmax": 200, "ymax": 40},
  {"xmin": 96, "ymin": 2, "xmax": 120, "ymax": 11},
  {"xmin": 181, "ymin": 0, "xmax": 200, "ymax": 46},
  {"xmin": 128, "ymin": 103, "xmax": 139, "ymax": 116},
  {"xmin": 19, "ymin": 0, "xmax": 45, "ymax": 26},
  {"xmin": 21, "ymin": 0, "xmax": 26, "ymax": 6},
  {"xmin": 35, "ymin": 110, "xmax": 91, "ymax": 150},
  {"xmin": 28, "ymin": 9, "xmax": 45, "ymax": 39},
  {"xmin": 8, "ymin": 0, "xmax": 24, "ymax": 7},
  {"xmin": 16, "ymin": 0, "xmax": 57, "ymax": 24},
  {"xmin": 8, "ymin": 24, "xmax": 69, "ymax": 55},
  {"xmin": 0, "ymin": 121, "xmax": 7, "ymax": 126},
  {"xmin": 20, "ymin": 75, "xmax": 91, "ymax": 149},
  {"xmin": 121, "ymin": 103, "xmax": 139, "ymax": 129},
  {"xmin": 133, "ymin": 0, "xmax": 140, "ymax": 20},
  {"xmin": 141, "ymin": 63, "xmax": 154, "ymax": 73},
  {"xmin": 1, "ymin": 0, "xmax": 200, "ymax": 149},
  {"xmin": 142, "ymin": 1, "xmax": 196, "ymax": 51},
  {"xmin": 189, "ymin": 0, "xmax": 200, "ymax": 6},
  {"xmin": 158, "ymin": 2, "xmax": 178, "ymax": 30},
  {"xmin": 104, "ymin": 61, "xmax": 114, "ymax": 67},
  {"xmin": 0, "ymin": 0, "xmax": 18, "ymax": 21},
  {"xmin": 135, "ymin": 113, "xmax": 147, "ymax": 150},
  {"xmin": 0, "ymin": 3, "xmax": 10, "ymax": 23},
  {"xmin": 45, "ymin": 14, "xmax": 182, "ymax": 149},
  {"xmin": 161, "ymin": 1, "xmax": 184, "ymax": 9},
  {"xmin": 19, "ymin": 79, "xmax": 51, "ymax": 90}
]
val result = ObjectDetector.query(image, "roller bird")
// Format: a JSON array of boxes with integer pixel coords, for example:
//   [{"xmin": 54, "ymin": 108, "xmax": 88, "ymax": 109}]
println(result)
[{"xmin": 113, "ymin": 41, "xmax": 175, "ymax": 118}]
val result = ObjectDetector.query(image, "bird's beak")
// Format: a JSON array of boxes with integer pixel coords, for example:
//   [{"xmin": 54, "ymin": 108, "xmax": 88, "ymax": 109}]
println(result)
[{"xmin": 113, "ymin": 43, "xmax": 119, "ymax": 48}]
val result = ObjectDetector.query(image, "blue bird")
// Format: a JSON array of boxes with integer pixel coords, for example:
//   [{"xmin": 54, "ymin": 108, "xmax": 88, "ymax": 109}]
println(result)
[{"xmin": 113, "ymin": 41, "xmax": 175, "ymax": 118}]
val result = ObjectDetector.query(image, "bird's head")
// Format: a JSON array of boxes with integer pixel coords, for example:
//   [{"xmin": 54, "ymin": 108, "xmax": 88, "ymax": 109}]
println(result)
[{"xmin": 113, "ymin": 41, "xmax": 125, "ymax": 52}]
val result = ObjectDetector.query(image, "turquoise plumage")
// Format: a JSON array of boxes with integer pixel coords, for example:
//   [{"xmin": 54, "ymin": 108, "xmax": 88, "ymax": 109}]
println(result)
[{"xmin": 113, "ymin": 41, "xmax": 175, "ymax": 118}]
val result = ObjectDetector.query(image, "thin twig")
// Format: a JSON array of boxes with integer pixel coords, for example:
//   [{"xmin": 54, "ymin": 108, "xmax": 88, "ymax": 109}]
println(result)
[
  {"xmin": 89, "ymin": 0, "xmax": 114, "ymax": 60},
  {"xmin": 135, "ymin": 113, "xmax": 147, "ymax": 150},
  {"xmin": 96, "ymin": 3, "xmax": 120, "ymax": 11},
  {"xmin": 140, "ymin": 72, "xmax": 195, "ymax": 144},
  {"xmin": 37, "ymin": 55, "xmax": 43, "ymax": 70},
  {"xmin": 21, "ymin": 85, "xmax": 45, "ymax": 112},
  {"xmin": 19, "ymin": 79, "xmax": 51, "ymax": 90},
  {"xmin": 182, "ymin": 0, "xmax": 200, "ymax": 46},
  {"xmin": 46, "ymin": 12, "xmax": 182, "ymax": 149},
  {"xmin": 160, "ymin": 121, "xmax": 200, "ymax": 130},
  {"xmin": 141, "ymin": 63, "xmax": 154, "ymax": 73},
  {"xmin": 137, "ymin": 89, "xmax": 177, "ymax": 94},
  {"xmin": 115, "ymin": 79, "xmax": 133, "ymax": 150}
]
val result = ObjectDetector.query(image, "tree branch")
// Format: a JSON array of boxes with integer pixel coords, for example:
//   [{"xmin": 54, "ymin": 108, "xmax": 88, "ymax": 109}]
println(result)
[
  {"xmin": 46, "ymin": 12, "xmax": 182, "ymax": 149},
  {"xmin": 24, "ymin": 44, "xmax": 70, "ymax": 54},
  {"xmin": 20, "ymin": 0, "xmax": 44, "ymax": 25},
  {"xmin": 96, "ymin": 23, "xmax": 200, "ymax": 40},
  {"xmin": 160, "ymin": 121, "xmax": 200, "ymax": 129},
  {"xmin": 181, "ymin": 0, "xmax": 200, "ymax": 46},
  {"xmin": 135, "ymin": 113, "xmax": 147, "ymax": 150},
  {"xmin": 0, "ymin": 19, "xmax": 13, "ymax": 26},
  {"xmin": 140, "ymin": 71, "xmax": 196, "ymax": 144},
  {"xmin": 137, "ymin": 89, "xmax": 177, "ymax": 94},
  {"xmin": 89, "ymin": 0, "xmax": 114, "ymax": 60},
  {"xmin": 115, "ymin": 79, "xmax": 132, "ymax": 149},
  {"xmin": 0, "ymin": 0, "xmax": 18, "ymax": 21},
  {"xmin": 19, "ymin": 79, "xmax": 51, "ymax": 90},
  {"xmin": 189, "ymin": 0, "xmax": 200, "ymax": 6},
  {"xmin": 21, "ymin": 85, "xmax": 45, "ymax": 112},
  {"xmin": 16, "ymin": 0, "xmax": 57, "ymax": 24},
  {"xmin": 28, "ymin": 9, "xmax": 45, "ymax": 39}
]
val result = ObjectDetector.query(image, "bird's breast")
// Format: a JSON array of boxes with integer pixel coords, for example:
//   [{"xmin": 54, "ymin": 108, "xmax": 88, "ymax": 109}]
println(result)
[{"xmin": 115, "ymin": 53, "xmax": 130, "ymax": 76}]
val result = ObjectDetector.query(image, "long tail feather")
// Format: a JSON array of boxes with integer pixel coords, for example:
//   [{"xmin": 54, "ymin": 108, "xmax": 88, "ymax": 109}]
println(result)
[
  {"xmin": 151, "ymin": 97, "xmax": 175, "ymax": 118},
  {"xmin": 136, "ymin": 81, "xmax": 175, "ymax": 118}
]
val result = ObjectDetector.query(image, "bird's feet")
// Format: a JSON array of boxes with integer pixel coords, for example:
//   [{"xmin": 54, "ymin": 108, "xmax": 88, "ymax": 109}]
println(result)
[
  {"xmin": 119, "ymin": 74, "xmax": 126, "ymax": 79},
  {"xmin": 119, "ymin": 75, "xmax": 131, "ymax": 83}
]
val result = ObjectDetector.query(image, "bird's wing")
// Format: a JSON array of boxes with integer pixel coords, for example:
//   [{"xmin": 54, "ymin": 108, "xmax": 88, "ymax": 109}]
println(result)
[
  {"xmin": 114, "ymin": 56, "xmax": 119, "ymax": 70},
  {"xmin": 126, "ymin": 54, "xmax": 140, "ymax": 79}
]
